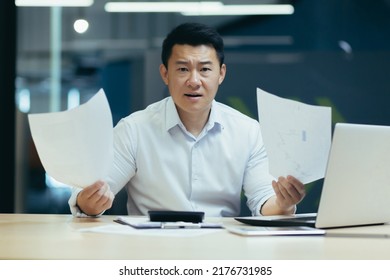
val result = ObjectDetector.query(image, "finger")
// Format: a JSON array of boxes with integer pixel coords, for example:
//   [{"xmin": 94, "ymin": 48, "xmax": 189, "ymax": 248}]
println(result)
[
  {"xmin": 82, "ymin": 180, "xmax": 105, "ymax": 198},
  {"xmin": 94, "ymin": 190, "xmax": 113, "ymax": 212},
  {"xmin": 287, "ymin": 175, "xmax": 305, "ymax": 195},
  {"xmin": 95, "ymin": 184, "xmax": 111, "ymax": 205},
  {"xmin": 272, "ymin": 180, "xmax": 283, "ymax": 198},
  {"xmin": 277, "ymin": 176, "xmax": 301, "ymax": 201},
  {"xmin": 87, "ymin": 183, "xmax": 109, "ymax": 205},
  {"xmin": 96, "ymin": 184, "xmax": 114, "ymax": 205},
  {"xmin": 100, "ymin": 191, "xmax": 114, "ymax": 210},
  {"xmin": 273, "ymin": 180, "xmax": 293, "ymax": 203}
]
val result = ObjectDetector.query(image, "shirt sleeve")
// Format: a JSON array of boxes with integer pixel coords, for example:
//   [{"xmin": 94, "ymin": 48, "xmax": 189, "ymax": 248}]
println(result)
[
  {"xmin": 68, "ymin": 187, "xmax": 85, "ymax": 217},
  {"xmin": 68, "ymin": 187, "xmax": 104, "ymax": 217},
  {"xmin": 242, "ymin": 124, "xmax": 276, "ymax": 216},
  {"xmin": 105, "ymin": 118, "xmax": 137, "ymax": 195}
]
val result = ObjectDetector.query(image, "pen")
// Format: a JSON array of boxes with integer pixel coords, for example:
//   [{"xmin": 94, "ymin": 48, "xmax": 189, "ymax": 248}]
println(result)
[
  {"xmin": 161, "ymin": 222, "xmax": 201, "ymax": 229},
  {"xmin": 326, "ymin": 232, "xmax": 390, "ymax": 239}
]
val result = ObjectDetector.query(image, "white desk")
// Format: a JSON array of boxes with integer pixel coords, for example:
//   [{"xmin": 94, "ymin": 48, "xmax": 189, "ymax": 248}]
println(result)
[{"xmin": 1, "ymin": 214, "xmax": 390, "ymax": 260}]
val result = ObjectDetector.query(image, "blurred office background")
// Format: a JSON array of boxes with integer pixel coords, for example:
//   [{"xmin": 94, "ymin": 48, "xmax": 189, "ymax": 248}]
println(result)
[{"xmin": 1, "ymin": 0, "xmax": 390, "ymax": 215}]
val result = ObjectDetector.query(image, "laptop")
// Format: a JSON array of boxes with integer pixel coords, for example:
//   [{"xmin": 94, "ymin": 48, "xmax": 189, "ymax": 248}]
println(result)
[{"xmin": 236, "ymin": 123, "xmax": 390, "ymax": 229}]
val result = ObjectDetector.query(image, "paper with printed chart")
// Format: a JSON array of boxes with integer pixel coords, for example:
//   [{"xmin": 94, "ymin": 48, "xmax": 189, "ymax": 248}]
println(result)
[
  {"xmin": 28, "ymin": 89, "xmax": 113, "ymax": 188},
  {"xmin": 257, "ymin": 88, "xmax": 331, "ymax": 184}
]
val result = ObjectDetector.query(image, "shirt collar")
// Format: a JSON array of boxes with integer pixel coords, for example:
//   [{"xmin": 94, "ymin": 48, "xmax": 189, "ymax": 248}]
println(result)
[
  {"xmin": 165, "ymin": 97, "xmax": 224, "ymax": 132},
  {"xmin": 207, "ymin": 100, "xmax": 225, "ymax": 131},
  {"xmin": 165, "ymin": 97, "xmax": 181, "ymax": 131}
]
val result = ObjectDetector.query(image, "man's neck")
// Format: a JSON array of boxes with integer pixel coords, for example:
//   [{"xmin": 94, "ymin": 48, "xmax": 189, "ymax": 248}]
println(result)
[{"xmin": 178, "ymin": 109, "xmax": 211, "ymax": 137}]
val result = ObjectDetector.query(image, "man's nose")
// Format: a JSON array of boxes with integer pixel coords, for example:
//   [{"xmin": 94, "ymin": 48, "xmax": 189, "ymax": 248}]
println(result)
[{"xmin": 186, "ymin": 71, "xmax": 201, "ymax": 87}]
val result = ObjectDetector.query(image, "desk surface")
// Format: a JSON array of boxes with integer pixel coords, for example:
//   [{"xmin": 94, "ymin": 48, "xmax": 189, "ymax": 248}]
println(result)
[{"xmin": 1, "ymin": 214, "xmax": 390, "ymax": 260}]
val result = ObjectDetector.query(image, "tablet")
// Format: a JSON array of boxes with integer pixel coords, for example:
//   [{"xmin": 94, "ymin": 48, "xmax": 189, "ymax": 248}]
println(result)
[{"xmin": 148, "ymin": 210, "xmax": 205, "ymax": 223}]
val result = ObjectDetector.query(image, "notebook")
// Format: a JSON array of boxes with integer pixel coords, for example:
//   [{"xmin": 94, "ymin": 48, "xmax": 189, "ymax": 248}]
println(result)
[
  {"xmin": 227, "ymin": 226, "xmax": 325, "ymax": 236},
  {"xmin": 236, "ymin": 123, "xmax": 390, "ymax": 229}
]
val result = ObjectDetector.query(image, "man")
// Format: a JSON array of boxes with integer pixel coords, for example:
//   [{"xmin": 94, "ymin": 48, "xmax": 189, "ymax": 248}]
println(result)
[{"xmin": 68, "ymin": 22, "xmax": 305, "ymax": 217}]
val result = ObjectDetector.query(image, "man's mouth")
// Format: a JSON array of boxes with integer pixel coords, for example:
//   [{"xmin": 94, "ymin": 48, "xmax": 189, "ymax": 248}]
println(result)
[{"xmin": 184, "ymin": 93, "xmax": 202, "ymax": 97}]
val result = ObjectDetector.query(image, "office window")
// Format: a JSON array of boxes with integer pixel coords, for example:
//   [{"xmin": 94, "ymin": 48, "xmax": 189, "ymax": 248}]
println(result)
[{"xmin": 14, "ymin": 0, "xmax": 390, "ymax": 214}]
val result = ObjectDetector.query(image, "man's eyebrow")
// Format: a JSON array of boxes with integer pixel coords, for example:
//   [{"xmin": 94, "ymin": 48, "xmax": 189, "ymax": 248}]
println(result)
[
  {"xmin": 174, "ymin": 60, "xmax": 189, "ymax": 65},
  {"xmin": 174, "ymin": 60, "xmax": 214, "ymax": 65},
  {"xmin": 199, "ymin": 60, "xmax": 213, "ymax": 65}
]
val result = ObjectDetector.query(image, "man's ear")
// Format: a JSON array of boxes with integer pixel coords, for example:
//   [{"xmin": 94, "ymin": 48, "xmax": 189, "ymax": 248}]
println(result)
[
  {"xmin": 159, "ymin": 64, "xmax": 169, "ymax": 85},
  {"xmin": 219, "ymin": 64, "xmax": 226, "ymax": 85}
]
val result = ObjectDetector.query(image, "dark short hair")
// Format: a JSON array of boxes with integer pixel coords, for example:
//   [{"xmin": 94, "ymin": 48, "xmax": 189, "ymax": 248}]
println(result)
[{"xmin": 161, "ymin": 22, "xmax": 225, "ymax": 68}]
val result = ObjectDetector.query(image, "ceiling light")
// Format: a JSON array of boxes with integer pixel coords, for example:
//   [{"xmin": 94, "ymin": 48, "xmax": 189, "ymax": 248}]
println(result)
[
  {"xmin": 15, "ymin": 0, "xmax": 94, "ymax": 7},
  {"xmin": 74, "ymin": 19, "xmax": 89, "ymax": 34},
  {"xmin": 105, "ymin": 2, "xmax": 223, "ymax": 13},
  {"xmin": 104, "ymin": 2, "xmax": 294, "ymax": 16},
  {"xmin": 182, "ymin": 5, "xmax": 294, "ymax": 16}
]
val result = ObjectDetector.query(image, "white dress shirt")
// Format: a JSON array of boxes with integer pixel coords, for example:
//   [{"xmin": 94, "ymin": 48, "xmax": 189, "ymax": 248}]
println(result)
[{"xmin": 69, "ymin": 97, "xmax": 275, "ymax": 217}]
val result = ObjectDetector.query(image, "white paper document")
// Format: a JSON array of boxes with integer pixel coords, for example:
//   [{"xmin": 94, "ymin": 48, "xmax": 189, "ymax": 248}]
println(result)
[
  {"xmin": 79, "ymin": 217, "xmax": 223, "ymax": 237},
  {"xmin": 28, "ymin": 89, "xmax": 113, "ymax": 188},
  {"xmin": 114, "ymin": 216, "xmax": 223, "ymax": 229},
  {"xmin": 257, "ymin": 88, "xmax": 331, "ymax": 184}
]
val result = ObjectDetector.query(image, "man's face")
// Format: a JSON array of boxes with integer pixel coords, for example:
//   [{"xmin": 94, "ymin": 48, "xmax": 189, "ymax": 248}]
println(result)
[{"xmin": 160, "ymin": 44, "xmax": 226, "ymax": 119}]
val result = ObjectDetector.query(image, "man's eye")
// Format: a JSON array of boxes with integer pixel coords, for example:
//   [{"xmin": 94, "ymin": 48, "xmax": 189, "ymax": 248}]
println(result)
[
  {"xmin": 178, "ymin": 67, "xmax": 188, "ymax": 72},
  {"xmin": 201, "ymin": 67, "xmax": 211, "ymax": 72}
]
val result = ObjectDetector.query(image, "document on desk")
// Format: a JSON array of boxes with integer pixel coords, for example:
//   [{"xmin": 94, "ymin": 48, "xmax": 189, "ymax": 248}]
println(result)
[
  {"xmin": 79, "ymin": 217, "xmax": 224, "ymax": 237},
  {"xmin": 114, "ymin": 216, "xmax": 224, "ymax": 229},
  {"xmin": 257, "ymin": 88, "xmax": 331, "ymax": 184},
  {"xmin": 28, "ymin": 89, "xmax": 113, "ymax": 188}
]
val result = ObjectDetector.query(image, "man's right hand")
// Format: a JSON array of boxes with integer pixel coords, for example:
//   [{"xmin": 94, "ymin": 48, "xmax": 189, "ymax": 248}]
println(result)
[{"xmin": 76, "ymin": 180, "xmax": 114, "ymax": 216}]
